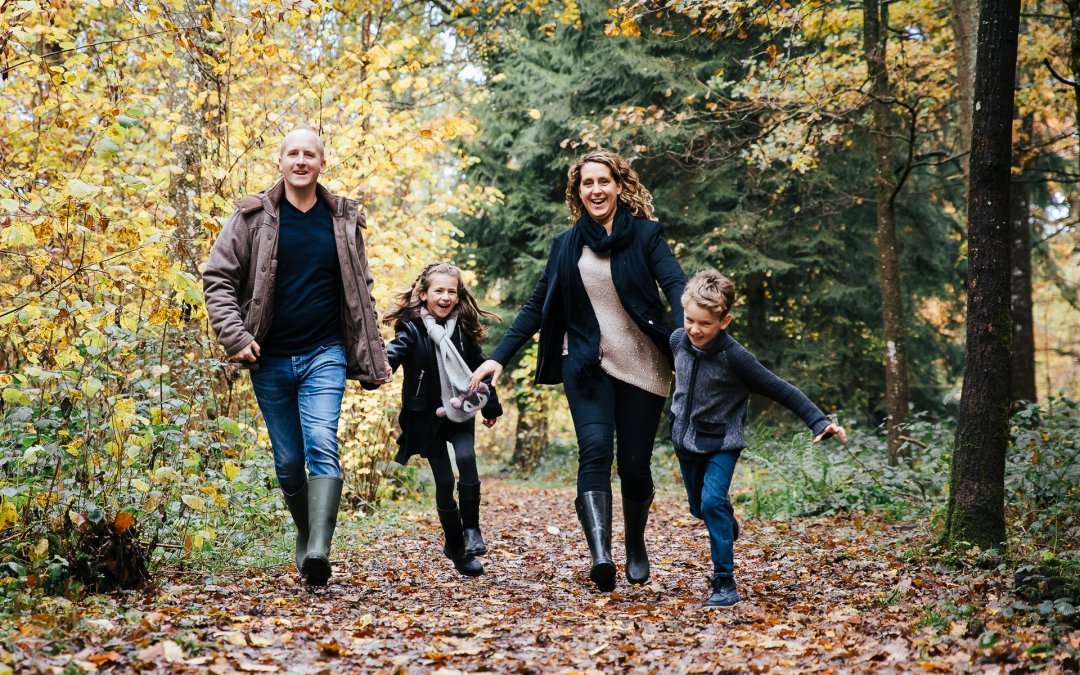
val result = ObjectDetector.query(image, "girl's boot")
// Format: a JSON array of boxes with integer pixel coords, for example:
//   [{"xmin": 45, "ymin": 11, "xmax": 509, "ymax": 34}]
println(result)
[
  {"xmin": 457, "ymin": 482, "xmax": 487, "ymax": 556},
  {"xmin": 437, "ymin": 507, "xmax": 484, "ymax": 577},
  {"xmin": 300, "ymin": 476, "xmax": 342, "ymax": 586},
  {"xmin": 622, "ymin": 491, "xmax": 653, "ymax": 584},
  {"xmin": 575, "ymin": 491, "xmax": 616, "ymax": 591},
  {"xmin": 282, "ymin": 482, "xmax": 309, "ymax": 572}
]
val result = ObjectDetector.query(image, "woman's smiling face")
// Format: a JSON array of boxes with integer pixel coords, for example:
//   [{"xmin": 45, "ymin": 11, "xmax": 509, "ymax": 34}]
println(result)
[{"xmin": 578, "ymin": 162, "xmax": 621, "ymax": 229}]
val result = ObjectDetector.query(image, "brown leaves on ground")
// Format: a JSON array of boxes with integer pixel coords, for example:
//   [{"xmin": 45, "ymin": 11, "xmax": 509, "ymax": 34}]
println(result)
[{"xmin": 8, "ymin": 479, "xmax": 1078, "ymax": 673}]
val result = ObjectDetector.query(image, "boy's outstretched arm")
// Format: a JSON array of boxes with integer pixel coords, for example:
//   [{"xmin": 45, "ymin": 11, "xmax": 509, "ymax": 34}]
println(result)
[{"xmin": 728, "ymin": 343, "xmax": 845, "ymax": 441}]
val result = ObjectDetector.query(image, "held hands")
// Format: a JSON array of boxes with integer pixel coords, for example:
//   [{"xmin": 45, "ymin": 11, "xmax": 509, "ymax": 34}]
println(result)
[
  {"xmin": 813, "ymin": 423, "xmax": 848, "ymax": 444},
  {"xmin": 469, "ymin": 359, "xmax": 503, "ymax": 391},
  {"xmin": 229, "ymin": 339, "xmax": 261, "ymax": 363}
]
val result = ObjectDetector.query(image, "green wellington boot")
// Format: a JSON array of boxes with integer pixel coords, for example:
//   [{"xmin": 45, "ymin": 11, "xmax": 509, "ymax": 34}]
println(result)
[
  {"xmin": 300, "ymin": 476, "xmax": 343, "ymax": 586},
  {"xmin": 283, "ymin": 482, "xmax": 309, "ymax": 572}
]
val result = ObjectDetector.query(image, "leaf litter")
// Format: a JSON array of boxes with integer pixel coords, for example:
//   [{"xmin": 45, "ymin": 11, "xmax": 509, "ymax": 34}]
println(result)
[{"xmin": 6, "ymin": 480, "xmax": 1078, "ymax": 673}]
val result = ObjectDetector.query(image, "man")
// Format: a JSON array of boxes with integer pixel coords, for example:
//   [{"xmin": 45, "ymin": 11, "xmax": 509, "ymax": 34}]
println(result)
[{"xmin": 203, "ymin": 125, "xmax": 390, "ymax": 585}]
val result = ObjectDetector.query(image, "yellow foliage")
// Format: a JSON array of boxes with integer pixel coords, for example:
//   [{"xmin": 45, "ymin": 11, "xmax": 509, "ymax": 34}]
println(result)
[{"xmin": 0, "ymin": 502, "xmax": 17, "ymax": 530}]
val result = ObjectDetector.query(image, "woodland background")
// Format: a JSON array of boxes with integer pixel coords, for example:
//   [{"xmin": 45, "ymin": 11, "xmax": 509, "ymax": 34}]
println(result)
[{"xmin": 0, "ymin": 0, "xmax": 1078, "ymax": 669}]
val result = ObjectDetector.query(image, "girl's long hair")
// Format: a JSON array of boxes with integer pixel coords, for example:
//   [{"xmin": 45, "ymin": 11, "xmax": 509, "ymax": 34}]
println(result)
[
  {"xmin": 565, "ymin": 150, "xmax": 654, "ymax": 222},
  {"xmin": 383, "ymin": 262, "xmax": 498, "ymax": 343}
]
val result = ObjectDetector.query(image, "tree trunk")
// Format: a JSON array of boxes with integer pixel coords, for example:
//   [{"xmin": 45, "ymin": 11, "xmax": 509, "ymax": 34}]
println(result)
[
  {"xmin": 1066, "ymin": 0, "xmax": 1080, "ymax": 173},
  {"xmin": 864, "ymin": 0, "xmax": 910, "ymax": 464},
  {"xmin": 511, "ymin": 388, "xmax": 551, "ymax": 476},
  {"xmin": 743, "ymin": 270, "xmax": 768, "ymax": 351},
  {"xmin": 945, "ymin": 0, "xmax": 1020, "ymax": 550},
  {"xmin": 167, "ymin": 0, "xmax": 225, "ymax": 278},
  {"xmin": 950, "ymin": 0, "xmax": 977, "ymax": 189},
  {"xmin": 1009, "ymin": 114, "xmax": 1037, "ymax": 406}
]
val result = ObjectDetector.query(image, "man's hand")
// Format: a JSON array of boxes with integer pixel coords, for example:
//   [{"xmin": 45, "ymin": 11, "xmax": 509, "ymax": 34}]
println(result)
[
  {"xmin": 482, "ymin": 416, "xmax": 499, "ymax": 428},
  {"xmin": 469, "ymin": 360, "xmax": 503, "ymax": 390},
  {"xmin": 813, "ymin": 423, "xmax": 847, "ymax": 443},
  {"xmin": 229, "ymin": 340, "xmax": 261, "ymax": 363}
]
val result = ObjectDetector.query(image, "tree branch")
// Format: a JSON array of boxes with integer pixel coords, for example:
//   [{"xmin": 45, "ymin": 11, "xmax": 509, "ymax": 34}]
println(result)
[
  {"xmin": 1043, "ymin": 58, "xmax": 1077, "ymax": 87},
  {"xmin": 1, "ymin": 31, "xmax": 173, "ymax": 76}
]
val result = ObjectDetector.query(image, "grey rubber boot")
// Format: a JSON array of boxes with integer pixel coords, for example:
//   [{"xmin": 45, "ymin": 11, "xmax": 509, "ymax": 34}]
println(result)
[
  {"xmin": 283, "ymin": 482, "xmax": 309, "ymax": 572},
  {"xmin": 623, "ymin": 491, "xmax": 653, "ymax": 585},
  {"xmin": 457, "ymin": 482, "xmax": 487, "ymax": 556},
  {"xmin": 575, "ymin": 491, "xmax": 616, "ymax": 592},
  {"xmin": 300, "ymin": 475, "xmax": 343, "ymax": 586},
  {"xmin": 437, "ymin": 507, "xmax": 484, "ymax": 577}
]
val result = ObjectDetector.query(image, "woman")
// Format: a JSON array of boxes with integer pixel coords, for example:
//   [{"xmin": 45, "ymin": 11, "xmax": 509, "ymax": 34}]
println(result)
[{"xmin": 470, "ymin": 150, "xmax": 686, "ymax": 591}]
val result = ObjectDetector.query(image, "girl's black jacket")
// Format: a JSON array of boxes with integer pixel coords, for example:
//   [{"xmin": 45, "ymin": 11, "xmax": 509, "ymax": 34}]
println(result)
[{"xmin": 385, "ymin": 316, "xmax": 502, "ymax": 462}]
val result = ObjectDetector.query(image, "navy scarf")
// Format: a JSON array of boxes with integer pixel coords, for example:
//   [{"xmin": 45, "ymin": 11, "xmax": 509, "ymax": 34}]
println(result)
[{"xmin": 557, "ymin": 205, "xmax": 635, "ymax": 394}]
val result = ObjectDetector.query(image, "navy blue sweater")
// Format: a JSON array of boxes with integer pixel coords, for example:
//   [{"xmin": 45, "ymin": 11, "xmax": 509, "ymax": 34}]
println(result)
[
  {"xmin": 260, "ymin": 197, "xmax": 343, "ymax": 356},
  {"xmin": 669, "ymin": 328, "xmax": 830, "ymax": 455}
]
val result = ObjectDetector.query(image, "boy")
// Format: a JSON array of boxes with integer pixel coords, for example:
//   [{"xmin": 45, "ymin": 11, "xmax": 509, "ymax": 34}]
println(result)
[{"xmin": 670, "ymin": 270, "xmax": 847, "ymax": 608}]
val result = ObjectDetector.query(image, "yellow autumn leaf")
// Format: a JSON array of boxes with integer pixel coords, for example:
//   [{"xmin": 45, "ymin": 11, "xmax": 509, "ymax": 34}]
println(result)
[
  {"xmin": 181, "ymin": 495, "xmax": 205, "ymax": 511},
  {"xmin": 29, "ymin": 538, "xmax": 49, "ymax": 562},
  {"xmin": 110, "ymin": 397, "xmax": 136, "ymax": 431},
  {"xmin": 132, "ymin": 479, "xmax": 151, "ymax": 493},
  {"xmin": 65, "ymin": 179, "xmax": 100, "ymax": 199},
  {"xmin": 0, "ymin": 501, "xmax": 17, "ymax": 530},
  {"xmin": 222, "ymin": 461, "xmax": 240, "ymax": 481}
]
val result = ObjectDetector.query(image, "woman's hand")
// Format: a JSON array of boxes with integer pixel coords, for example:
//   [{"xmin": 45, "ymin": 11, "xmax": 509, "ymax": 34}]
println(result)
[
  {"xmin": 482, "ymin": 416, "xmax": 499, "ymax": 428},
  {"xmin": 813, "ymin": 423, "xmax": 848, "ymax": 443},
  {"xmin": 469, "ymin": 360, "xmax": 503, "ymax": 390}
]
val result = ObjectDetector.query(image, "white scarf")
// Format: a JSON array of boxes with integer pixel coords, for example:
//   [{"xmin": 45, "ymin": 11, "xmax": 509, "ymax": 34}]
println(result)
[{"xmin": 421, "ymin": 309, "xmax": 489, "ymax": 423}]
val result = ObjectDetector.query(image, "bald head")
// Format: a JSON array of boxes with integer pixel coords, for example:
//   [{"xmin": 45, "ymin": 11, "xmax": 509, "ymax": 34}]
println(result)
[{"xmin": 279, "ymin": 125, "xmax": 325, "ymax": 159}]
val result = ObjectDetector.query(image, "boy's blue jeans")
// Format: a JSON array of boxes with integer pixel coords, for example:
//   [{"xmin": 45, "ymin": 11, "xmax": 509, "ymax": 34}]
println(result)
[
  {"xmin": 249, "ymin": 344, "xmax": 346, "ymax": 495},
  {"xmin": 679, "ymin": 450, "xmax": 741, "ymax": 578}
]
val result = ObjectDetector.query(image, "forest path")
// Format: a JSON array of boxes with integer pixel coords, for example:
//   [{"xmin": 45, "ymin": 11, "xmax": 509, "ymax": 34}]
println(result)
[{"xmin": 15, "ymin": 479, "xmax": 1026, "ymax": 673}]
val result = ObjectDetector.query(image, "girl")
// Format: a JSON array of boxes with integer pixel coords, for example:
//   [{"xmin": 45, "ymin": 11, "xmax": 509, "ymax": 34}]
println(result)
[{"xmin": 384, "ymin": 263, "xmax": 502, "ymax": 577}]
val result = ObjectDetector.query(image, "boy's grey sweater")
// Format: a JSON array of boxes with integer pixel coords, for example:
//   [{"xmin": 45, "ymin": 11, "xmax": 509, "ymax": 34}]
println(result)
[{"xmin": 669, "ymin": 328, "xmax": 831, "ymax": 455}]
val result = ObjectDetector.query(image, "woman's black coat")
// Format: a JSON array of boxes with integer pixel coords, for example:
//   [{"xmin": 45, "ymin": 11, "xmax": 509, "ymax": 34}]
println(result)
[
  {"xmin": 385, "ymin": 317, "xmax": 502, "ymax": 463},
  {"xmin": 489, "ymin": 218, "xmax": 686, "ymax": 384}
]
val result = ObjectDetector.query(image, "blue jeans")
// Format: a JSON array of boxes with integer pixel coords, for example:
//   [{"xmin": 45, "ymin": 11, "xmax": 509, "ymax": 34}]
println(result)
[
  {"xmin": 250, "ymin": 344, "xmax": 346, "ymax": 495},
  {"xmin": 679, "ymin": 450, "xmax": 741, "ymax": 578}
]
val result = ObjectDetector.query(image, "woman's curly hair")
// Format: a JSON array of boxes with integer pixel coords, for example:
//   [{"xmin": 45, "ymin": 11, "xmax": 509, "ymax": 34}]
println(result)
[
  {"xmin": 383, "ymin": 262, "xmax": 498, "ymax": 343},
  {"xmin": 565, "ymin": 150, "xmax": 654, "ymax": 222}
]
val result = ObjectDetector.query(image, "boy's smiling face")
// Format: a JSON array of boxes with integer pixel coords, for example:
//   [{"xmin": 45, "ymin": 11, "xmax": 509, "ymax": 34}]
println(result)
[{"xmin": 683, "ymin": 300, "xmax": 733, "ymax": 348}]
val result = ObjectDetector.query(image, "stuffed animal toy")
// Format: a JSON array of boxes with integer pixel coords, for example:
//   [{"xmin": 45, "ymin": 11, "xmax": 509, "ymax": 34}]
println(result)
[{"xmin": 437, "ymin": 383, "xmax": 490, "ymax": 419}]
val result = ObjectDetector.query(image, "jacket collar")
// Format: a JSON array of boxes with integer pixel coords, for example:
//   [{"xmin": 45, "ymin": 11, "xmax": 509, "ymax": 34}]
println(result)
[
  {"xmin": 682, "ymin": 329, "xmax": 734, "ymax": 356},
  {"xmin": 260, "ymin": 179, "xmax": 345, "ymax": 218}
]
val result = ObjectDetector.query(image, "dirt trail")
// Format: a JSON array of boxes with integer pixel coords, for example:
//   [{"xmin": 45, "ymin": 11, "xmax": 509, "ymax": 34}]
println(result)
[{"xmin": 12, "ymin": 479, "xmax": 1053, "ymax": 673}]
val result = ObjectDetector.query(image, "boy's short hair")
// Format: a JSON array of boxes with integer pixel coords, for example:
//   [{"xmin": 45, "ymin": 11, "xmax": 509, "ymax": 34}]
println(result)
[{"xmin": 682, "ymin": 270, "xmax": 736, "ymax": 319}]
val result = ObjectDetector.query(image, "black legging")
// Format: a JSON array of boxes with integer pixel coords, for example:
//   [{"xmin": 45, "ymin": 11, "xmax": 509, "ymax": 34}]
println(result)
[
  {"xmin": 426, "ymin": 430, "xmax": 480, "ymax": 511},
  {"xmin": 562, "ymin": 364, "xmax": 666, "ymax": 503}
]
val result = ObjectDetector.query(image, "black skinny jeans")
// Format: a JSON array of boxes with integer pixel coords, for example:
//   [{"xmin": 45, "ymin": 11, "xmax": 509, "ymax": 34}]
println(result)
[
  {"xmin": 426, "ymin": 430, "xmax": 480, "ymax": 511},
  {"xmin": 562, "ymin": 363, "xmax": 666, "ymax": 503}
]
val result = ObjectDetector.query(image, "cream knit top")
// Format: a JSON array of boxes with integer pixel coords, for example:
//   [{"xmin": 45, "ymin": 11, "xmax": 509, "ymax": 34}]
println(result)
[{"xmin": 575, "ymin": 247, "xmax": 673, "ymax": 397}]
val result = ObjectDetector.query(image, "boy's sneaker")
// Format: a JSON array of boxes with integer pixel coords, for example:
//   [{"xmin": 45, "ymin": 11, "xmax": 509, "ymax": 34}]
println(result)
[{"xmin": 703, "ymin": 575, "xmax": 740, "ymax": 608}]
